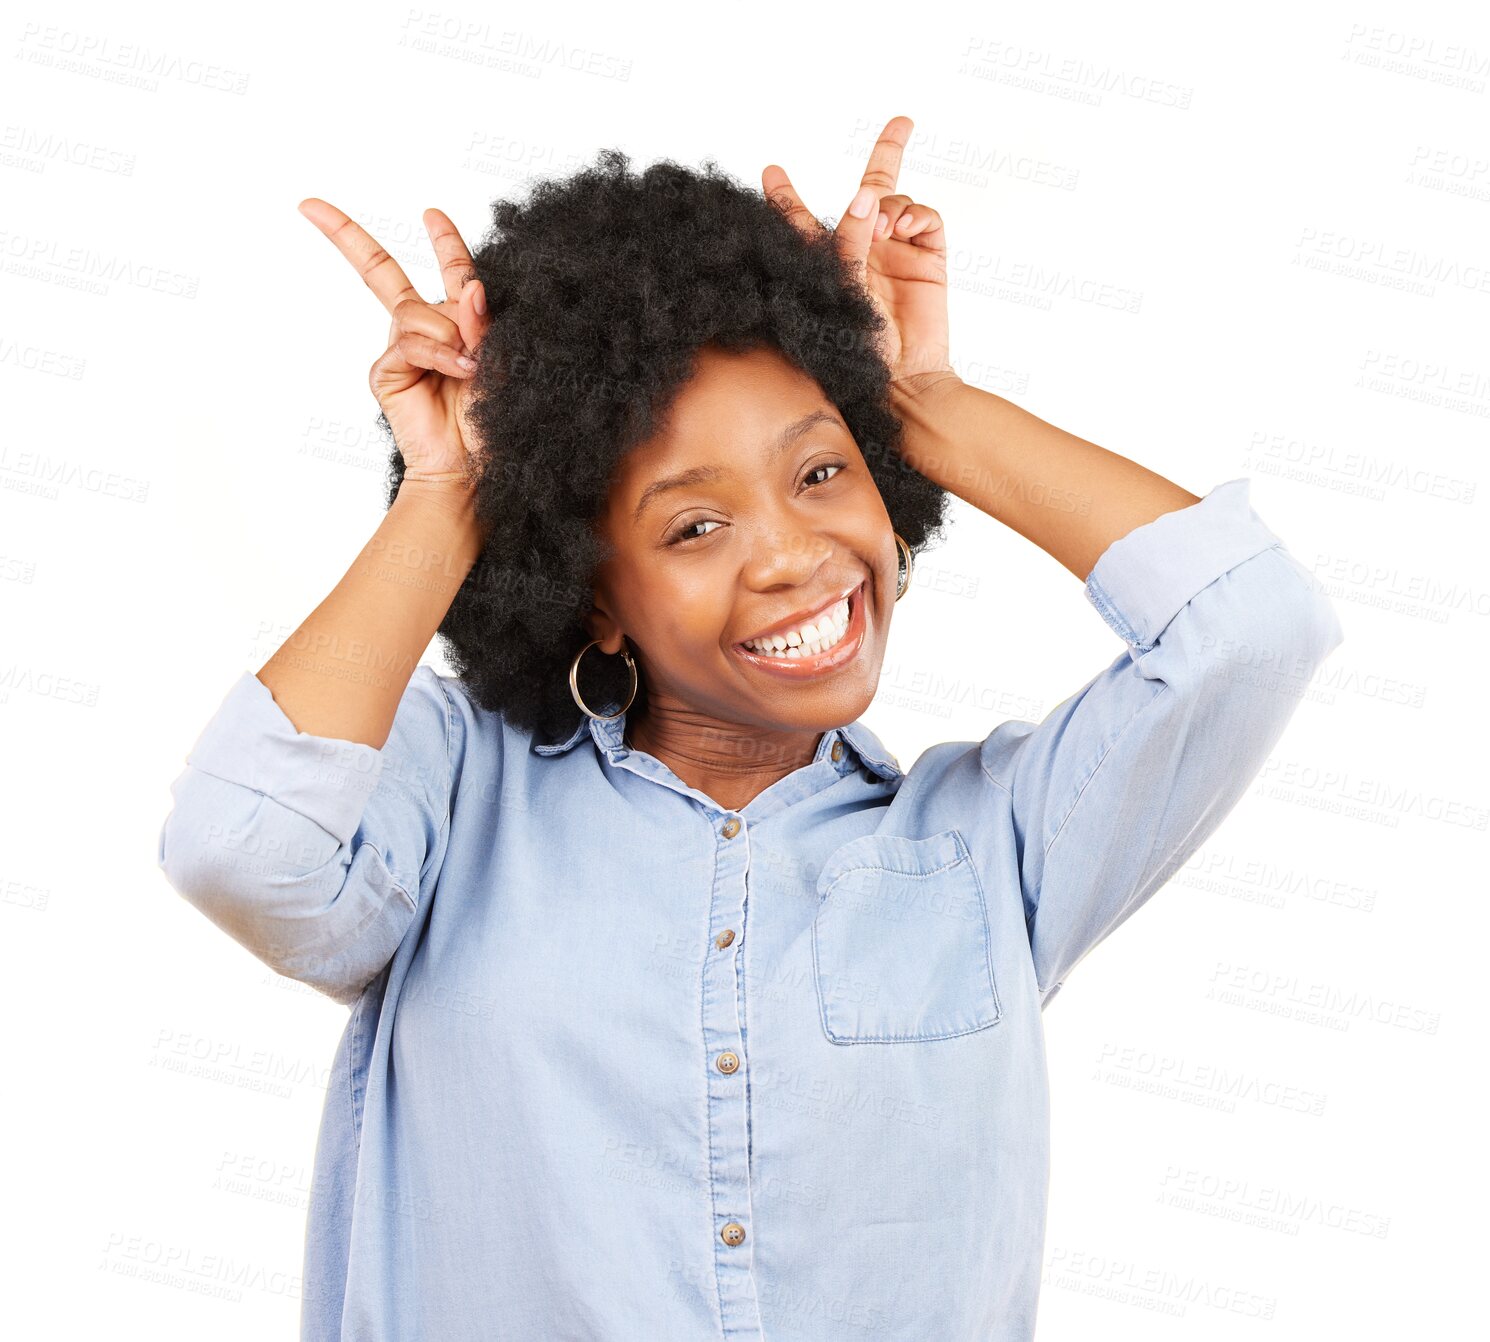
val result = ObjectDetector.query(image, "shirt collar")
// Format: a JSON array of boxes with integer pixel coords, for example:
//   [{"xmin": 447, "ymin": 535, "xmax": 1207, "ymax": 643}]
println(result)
[{"xmin": 532, "ymin": 708, "xmax": 902, "ymax": 781}]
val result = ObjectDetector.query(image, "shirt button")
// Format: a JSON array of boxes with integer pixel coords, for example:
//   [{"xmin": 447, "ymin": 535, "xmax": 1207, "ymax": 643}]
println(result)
[
  {"xmin": 721, "ymin": 1222, "xmax": 747, "ymax": 1247},
  {"xmin": 715, "ymin": 929, "xmax": 736, "ymax": 949},
  {"xmin": 716, "ymin": 1051, "xmax": 740, "ymax": 1074},
  {"xmin": 721, "ymin": 816, "xmax": 741, "ymax": 839},
  {"xmin": 831, "ymin": 741, "xmax": 844, "ymax": 763}
]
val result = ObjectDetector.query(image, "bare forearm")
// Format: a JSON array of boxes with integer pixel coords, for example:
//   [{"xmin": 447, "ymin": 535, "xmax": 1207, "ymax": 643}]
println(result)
[
  {"xmin": 256, "ymin": 482, "xmax": 484, "ymax": 748},
  {"xmin": 889, "ymin": 375, "xmax": 1201, "ymax": 582}
]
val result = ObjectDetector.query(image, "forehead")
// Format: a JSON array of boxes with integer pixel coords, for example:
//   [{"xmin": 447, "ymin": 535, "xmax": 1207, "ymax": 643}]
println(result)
[{"xmin": 611, "ymin": 345, "xmax": 838, "ymax": 490}]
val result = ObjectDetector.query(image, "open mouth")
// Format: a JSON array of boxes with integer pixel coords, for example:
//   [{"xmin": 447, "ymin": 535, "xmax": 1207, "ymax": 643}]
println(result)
[{"xmin": 731, "ymin": 580, "xmax": 868, "ymax": 678}]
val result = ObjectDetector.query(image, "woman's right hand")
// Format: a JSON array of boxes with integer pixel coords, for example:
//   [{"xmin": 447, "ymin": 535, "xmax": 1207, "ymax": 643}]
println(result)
[{"xmin": 297, "ymin": 198, "xmax": 491, "ymax": 491}]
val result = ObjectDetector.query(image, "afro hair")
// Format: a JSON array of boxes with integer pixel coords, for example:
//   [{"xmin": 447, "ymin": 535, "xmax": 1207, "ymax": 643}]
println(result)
[{"xmin": 380, "ymin": 147, "xmax": 952, "ymax": 742}]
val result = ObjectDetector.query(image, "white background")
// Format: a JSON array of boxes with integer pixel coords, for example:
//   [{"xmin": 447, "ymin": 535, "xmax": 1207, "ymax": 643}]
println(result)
[{"xmin": 4, "ymin": 0, "xmax": 1485, "ymax": 1335}]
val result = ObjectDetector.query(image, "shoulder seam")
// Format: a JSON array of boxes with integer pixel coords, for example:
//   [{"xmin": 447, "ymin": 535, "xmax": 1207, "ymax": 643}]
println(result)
[
  {"xmin": 1043, "ymin": 680, "xmax": 1172, "ymax": 868},
  {"xmin": 977, "ymin": 760, "xmax": 1013, "ymax": 799}
]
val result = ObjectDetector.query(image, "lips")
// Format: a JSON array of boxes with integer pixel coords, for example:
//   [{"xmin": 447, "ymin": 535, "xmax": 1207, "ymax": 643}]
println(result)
[
  {"xmin": 734, "ymin": 580, "xmax": 863, "ymax": 649},
  {"xmin": 730, "ymin": 580, "xmax": 869, "ymax": 679}
]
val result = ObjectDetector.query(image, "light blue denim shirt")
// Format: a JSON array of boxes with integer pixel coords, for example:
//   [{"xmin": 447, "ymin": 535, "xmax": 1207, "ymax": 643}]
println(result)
[{"xmin": 157, "ymin": 477, "xmax": 1343, "ymax": 1341}]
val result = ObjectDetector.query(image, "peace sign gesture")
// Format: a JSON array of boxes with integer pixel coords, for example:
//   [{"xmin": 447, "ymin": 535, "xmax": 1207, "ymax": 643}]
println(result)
[
  {"xmin": 763, "ymin": 115, "xmax": 954, "ymax": 395},
  {"xmin": 296, "ymin": 198, "xmax": 492, "ymax": 491}
]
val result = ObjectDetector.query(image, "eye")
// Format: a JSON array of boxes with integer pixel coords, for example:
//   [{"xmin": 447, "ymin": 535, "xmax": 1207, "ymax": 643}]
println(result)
[
  {"xmin": 664, "ymin": 461, "xmax": 847, "ymax": 546},
  {"xmin": 667, "ymin": 517, "xmax": 724, "ymax": 545}
]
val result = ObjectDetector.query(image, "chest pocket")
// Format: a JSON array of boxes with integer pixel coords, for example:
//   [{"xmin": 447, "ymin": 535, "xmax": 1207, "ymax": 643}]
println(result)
[{"xmin": 811, "ymin": 828, "xmax": 1002, "ymax": 1044}]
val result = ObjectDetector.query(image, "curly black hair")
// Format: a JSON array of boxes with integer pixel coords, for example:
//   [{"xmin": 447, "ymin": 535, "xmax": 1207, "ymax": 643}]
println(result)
[{"xmin": 380, "ymin": 147, "xmax": 951, "ymax": 742}]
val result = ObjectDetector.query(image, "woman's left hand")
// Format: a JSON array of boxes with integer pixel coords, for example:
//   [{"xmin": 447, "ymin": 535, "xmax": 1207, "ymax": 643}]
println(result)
[{"xmin": 763, "ymin": 115, "xmax": 955, "ymax": 396}]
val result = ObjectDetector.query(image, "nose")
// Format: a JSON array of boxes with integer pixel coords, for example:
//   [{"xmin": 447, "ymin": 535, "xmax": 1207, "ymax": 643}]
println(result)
[{"xmin": 741, "ymin": 521, "xmax": 833, "ymax": 593}]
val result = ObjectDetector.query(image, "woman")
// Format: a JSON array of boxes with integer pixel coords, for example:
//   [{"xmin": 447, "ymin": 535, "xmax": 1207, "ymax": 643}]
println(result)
[{"xmin": 158, "ymin": 116, "xmax": 1343, "ymax": 1340}]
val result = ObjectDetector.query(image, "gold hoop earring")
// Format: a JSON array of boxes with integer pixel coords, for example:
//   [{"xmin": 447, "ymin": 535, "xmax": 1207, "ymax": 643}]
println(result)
[
  {"xmin": 569, "ymin": 639, "xmax": 638, "ymax": 720},
  {"xmin": 894, "ymin": 532, "xmax": 914, "ymax": 601}
]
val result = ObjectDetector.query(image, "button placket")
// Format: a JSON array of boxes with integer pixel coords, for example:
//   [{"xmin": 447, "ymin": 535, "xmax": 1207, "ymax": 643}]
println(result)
[{"xmin": 702, "ymin": 810, "xmax": 760, "ymax": 1330}]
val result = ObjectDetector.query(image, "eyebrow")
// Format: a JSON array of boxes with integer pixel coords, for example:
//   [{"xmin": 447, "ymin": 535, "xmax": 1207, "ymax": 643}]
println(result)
[{"xmin": 632, "ymin": 409, "xmax": 845, "ymax": 524}]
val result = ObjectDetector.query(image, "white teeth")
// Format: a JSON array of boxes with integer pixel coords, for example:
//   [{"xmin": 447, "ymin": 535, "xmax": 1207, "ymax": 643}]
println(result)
[{"xmin": 742, "ymin": 594, "xmax": 853, "ymax": 658}]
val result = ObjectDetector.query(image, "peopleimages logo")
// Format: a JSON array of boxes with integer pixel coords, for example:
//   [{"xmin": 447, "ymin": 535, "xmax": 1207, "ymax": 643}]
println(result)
[{"xmin": 1205, "ymin": 962, "xmax": 1441, "ymax": 1034}]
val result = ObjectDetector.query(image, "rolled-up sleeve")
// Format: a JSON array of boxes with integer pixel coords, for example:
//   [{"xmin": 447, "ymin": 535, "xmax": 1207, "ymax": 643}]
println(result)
[
  {"xmin": 156, "ymin": 664, "xmax": 456, "ymax": 1006},
  {"xmin": 979, "ymin": 478, "xmax": 1344, "ymax": 1008}
]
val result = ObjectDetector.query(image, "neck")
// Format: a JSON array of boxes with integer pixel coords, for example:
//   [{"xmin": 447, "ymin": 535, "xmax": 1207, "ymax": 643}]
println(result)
[{"xmin": 624, "ymin": 696, "xmax": 823, "ymax": 812}]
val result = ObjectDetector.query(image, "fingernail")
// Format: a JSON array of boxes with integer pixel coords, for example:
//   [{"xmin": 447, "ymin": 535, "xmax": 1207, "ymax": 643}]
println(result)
[
  {"xmin": 458, "ymin": 356, "xmax": 476, "ymax": 370},
  {"xmin": 875, "ymin": 212, "xmax": 889, "ymax": 236},
  {"xmin": 849, "ymin": 185, "xmax": 876, "ymax": 219},
  {"xmin": 472, "ymin": 281, "xmax": 486, "ymax": 315}
]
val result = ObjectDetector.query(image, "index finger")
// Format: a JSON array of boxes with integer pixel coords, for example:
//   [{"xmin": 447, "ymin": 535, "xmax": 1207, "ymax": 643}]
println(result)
[
  {"xmin": 834, "ymin": 116, "xmax": 914, "ymax": 270},
  {"xmin": 857, "ymin": 115, "xmax": 912, "ymax": 198},
  {"xmin": 297, "ymin": 197, "xmax": 422, "ymax": 316}
]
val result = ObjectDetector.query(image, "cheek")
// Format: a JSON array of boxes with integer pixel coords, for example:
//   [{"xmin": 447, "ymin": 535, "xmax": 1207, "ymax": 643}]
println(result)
[
  {"xmin": 841, "ymin": 482, "xmax": 893, "ymax": 543},
  {"xmin": 639, "ymin": 571, "xmax": 735, "ymax": 652}
]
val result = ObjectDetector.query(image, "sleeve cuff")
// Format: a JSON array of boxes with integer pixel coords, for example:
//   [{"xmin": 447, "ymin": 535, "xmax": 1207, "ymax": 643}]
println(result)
[
  {"xmin": 1083, "ymin": 477, "xmax": 1284, "ymax": 652},
  {"xmin": 183, "ymin": 672, "xmax": 387, "ymax": 847}
]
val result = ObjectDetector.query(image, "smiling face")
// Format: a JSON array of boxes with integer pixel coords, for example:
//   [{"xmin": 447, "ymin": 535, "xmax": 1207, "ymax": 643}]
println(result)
[{"xmin": 584, "ymin": 342, "xmax": 899, "ymax": 739}]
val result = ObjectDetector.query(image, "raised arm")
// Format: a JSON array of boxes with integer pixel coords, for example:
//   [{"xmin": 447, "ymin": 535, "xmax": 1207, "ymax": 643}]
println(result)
[
  {"xmin": 882, "ymin": 321, "xmax": 1346, "ymax": 1009},
  {"xmin": 157, "ymin": 203, "xmax": 493, "ymax": 1004},
  {"xmin": 260, "ymin": 197, "xmax": 492, "ymax": 743}
]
